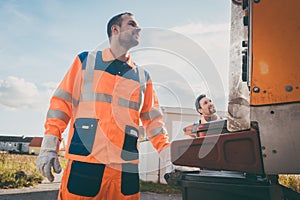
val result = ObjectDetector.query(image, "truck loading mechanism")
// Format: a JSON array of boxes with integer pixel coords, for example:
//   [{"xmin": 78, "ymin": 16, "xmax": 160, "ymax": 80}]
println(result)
[{"xmin": 165, "ymin": 0, "xmax": 300, "ymax": 199}]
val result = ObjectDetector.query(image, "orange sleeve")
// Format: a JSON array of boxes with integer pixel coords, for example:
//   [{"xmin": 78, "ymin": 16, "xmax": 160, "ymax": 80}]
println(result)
[
  {"xmin": 140, "ymin": 77, "xmax": 169, "ymax": 153},
  {"xmin": 44, "ymin": 55, "xmax": 82, "ymax": 139}
]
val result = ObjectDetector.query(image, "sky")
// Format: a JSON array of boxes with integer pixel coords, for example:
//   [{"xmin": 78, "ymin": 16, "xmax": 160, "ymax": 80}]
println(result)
[{"xmin": 0, "ymin": 0, "xmax": 231, "ymax": 137}]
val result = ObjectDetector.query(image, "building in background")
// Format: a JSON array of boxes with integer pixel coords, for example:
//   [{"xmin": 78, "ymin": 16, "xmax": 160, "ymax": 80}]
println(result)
[
  {"xmin": 29, "ymin": 137, "xmax": 43, "ymax": 155},
  {"xmin": 0, "ymin": 135, "xmax": 33, "ymax": 154}
]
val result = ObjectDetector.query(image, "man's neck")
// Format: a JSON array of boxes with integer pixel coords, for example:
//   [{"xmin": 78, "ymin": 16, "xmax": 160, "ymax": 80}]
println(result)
[
  {"xmin": 110, "ymin": 44, "xmax": 129, "ymax": 62},
  {"xmin": 202, "ymin": 114, "xmax": 219, "ymax": 122}
]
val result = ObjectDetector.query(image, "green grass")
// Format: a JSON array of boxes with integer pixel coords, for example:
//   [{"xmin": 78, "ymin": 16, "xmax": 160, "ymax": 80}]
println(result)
[
  {"xmin": 0, "ymin": 153, "xmax": 43, "ymax": 189},
  {"xmin": 0, "ymin": 152, "xmax": 67, "ymax": 189},
  {"xmin": 140, "ymin": 180, "xmax": 181, "ymax": 194}
]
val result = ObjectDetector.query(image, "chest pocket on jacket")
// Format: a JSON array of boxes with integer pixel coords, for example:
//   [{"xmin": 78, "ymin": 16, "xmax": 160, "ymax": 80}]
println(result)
[{"xmin": 69, "ymin": 118, "xmax": 98, "ymax": 156}]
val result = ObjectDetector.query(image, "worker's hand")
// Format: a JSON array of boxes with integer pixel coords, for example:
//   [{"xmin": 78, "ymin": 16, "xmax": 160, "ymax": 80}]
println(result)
[{"xmin": 36, "ymin": 134, "xmax": 62, "ymax": 182}]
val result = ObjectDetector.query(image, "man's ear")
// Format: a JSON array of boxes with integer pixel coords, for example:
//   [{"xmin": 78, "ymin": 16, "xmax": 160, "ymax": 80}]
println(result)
[
  {"xmin": 111, "ymin": 24, "xmax": 120, "ymax": 35},
  {"xmin": 198, "ymin": 108, "xmax": 202, "ymax": 115}
]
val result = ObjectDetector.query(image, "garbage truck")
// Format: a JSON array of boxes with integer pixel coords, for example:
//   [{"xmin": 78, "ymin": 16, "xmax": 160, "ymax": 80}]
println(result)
[{"xmin": 165, "ymin": 0, "xmax": 300, "ymax": 199}]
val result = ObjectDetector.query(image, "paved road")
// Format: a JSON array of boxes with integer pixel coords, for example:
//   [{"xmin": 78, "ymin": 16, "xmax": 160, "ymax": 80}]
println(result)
[{"xmin": 0, "ymin": 172, "xmax": 182, "ymax": 200}]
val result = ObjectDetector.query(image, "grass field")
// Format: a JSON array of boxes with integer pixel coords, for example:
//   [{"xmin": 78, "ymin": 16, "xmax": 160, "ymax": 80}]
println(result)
[
  {"xmin": 0, "ymin": 152, "xmax": 66, "ymax": 189},
  {"xmin": 0, "ymin": 153, "xmax": 43, "ymax": 188},
  {"xmin": 0, "ymin": 153, "xmax": 299, "ymax": 194}
]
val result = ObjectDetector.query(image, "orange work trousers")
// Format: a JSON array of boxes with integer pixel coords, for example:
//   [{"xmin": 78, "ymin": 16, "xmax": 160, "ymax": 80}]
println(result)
[{"xmin": 58, "ymin": 160, "xmax": 140, "ymax": 200}]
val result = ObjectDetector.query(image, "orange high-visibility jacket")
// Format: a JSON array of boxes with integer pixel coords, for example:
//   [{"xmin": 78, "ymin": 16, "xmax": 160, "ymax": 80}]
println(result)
[{"xmin": 44, "ymin": 48, "xmax": 169, "ymax": 164}]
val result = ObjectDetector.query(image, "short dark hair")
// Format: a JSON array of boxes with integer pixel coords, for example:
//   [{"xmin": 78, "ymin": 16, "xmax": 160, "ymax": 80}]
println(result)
[
  {"xmin": 107, "ymin": 12, "xmax": 133, "ymax": 38},
  {"xmin": 195, "ymin": 94, "xmax": 206, "ymax": 113}
]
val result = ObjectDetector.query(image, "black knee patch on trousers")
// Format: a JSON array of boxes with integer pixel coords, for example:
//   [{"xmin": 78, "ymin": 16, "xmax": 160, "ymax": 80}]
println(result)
[
  {"xmin": 67, "ymin": 161, "xmax": 105, "ymax": 197},
  {"xmin": 121, "ymin": 163, "xmax": 140, "ymax": 195}
]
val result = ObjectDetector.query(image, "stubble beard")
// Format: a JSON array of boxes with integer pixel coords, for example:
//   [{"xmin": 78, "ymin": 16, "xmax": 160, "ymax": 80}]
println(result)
[
  {"xmin": 118, "ymin": 32, "xmax": 139, "ymax": 50},
  {"xmin": 209, "ymin": 106, "xmax": 216, "ymax": 114}
]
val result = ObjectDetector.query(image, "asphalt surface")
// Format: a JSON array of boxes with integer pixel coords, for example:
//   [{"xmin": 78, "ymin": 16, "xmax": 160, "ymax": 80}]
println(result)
[{"xmin": 0, "ymin": 171, "xmax": 182, "ymax": 200}]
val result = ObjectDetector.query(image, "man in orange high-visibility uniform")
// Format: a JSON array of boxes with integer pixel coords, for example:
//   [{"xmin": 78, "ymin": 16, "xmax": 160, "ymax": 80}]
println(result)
[{"xmin": 36, "ymin": 12, "xmax": 173, "ymax": 200}]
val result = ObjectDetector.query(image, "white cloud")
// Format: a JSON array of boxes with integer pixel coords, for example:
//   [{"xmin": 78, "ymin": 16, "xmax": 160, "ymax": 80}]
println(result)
[
  {"xmin": 0, "ymin": 76, "xmax": 55, "ymax": 111},
  {"xmin": 42, "ymin": 81, "xmax": 59, "ymax": 89}
]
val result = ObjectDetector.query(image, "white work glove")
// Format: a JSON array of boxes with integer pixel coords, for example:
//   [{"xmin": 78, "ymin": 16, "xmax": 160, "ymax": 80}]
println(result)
[{"xmin": 36, "ymin": 134, "xmax": 62, "ymax": 182}]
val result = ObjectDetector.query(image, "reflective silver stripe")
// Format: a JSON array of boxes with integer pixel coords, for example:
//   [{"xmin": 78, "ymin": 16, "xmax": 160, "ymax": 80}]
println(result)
[
  {"xmin": 78, "ymin": 92, "xmax": 112, "ymax": 103},
  {"xmin": 118, "ymin": 98, "xmax": 139, "ymax": 111},
  {"xmin": 72, "ymin": 98, "xmax": 80, "ymax": 107},
  {"xmin": 95, "ymin": 93, "xmax": 112, "ymax": 103},
  {"xmin": 149, "ymin": 126, "xmax": 167, "ymax": 138},
  {"xmin": 81, "ymin": 51, "xmax": 97, "ymax": 101},
  {"xmin": 53, "ymin": 88, "xmax": 80, "ymax": 107},
  {"xmin": 138, "ymin": 67, "xmax": 146, "ymax": 112},
  {"xmin": 53, "ymin": 89, "xmax": 72, "ymax": 102},
  {"xmin": 140, "ymin": 108, "xmax": 163, "ymax": 120},
  {"xmin": 46, "ymin": 109, "xmax": 70, "ymax": 124}
]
